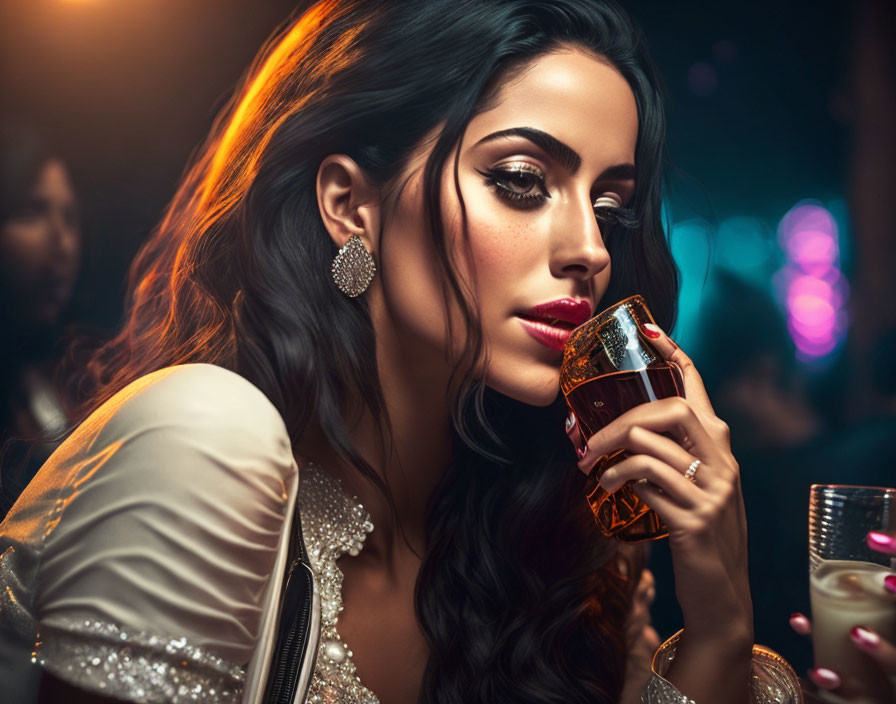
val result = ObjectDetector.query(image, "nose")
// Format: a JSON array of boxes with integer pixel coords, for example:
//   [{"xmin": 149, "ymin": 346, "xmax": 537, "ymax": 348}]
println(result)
[
  {"xmin": 49, "ymin": 208, "xmax": 80, "ymax": 270},
  {"xmin": 549, "ymin": 193, "xmax": 611, "ymax": 281}
]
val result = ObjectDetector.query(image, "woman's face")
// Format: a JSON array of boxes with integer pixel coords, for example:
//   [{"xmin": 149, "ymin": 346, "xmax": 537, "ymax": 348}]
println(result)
[
  {"xmin": 374, "ymin": 47, "xmax": 639, "ymax": 406},
  {"xmin": 0, "ymin": 158, "xmax": 80, "ymax": 329}
]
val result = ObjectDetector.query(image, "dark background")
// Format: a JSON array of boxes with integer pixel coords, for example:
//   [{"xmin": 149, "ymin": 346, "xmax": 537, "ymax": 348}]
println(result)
[
  {"xmin": 0, "ymin": 0, "xmax": 854, "ymax": 331},
  {"xmin": 3, "ymin": 0, "xmax": 893, "ymax": 681}
]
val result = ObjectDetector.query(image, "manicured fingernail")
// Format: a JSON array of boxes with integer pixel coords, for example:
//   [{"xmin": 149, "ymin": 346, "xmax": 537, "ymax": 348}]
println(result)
[
  {"xmin": 850, "ymin": 626, "xmax": 879, "ymax": 650},
  {"xmin": 867, "ymin": 531, "xmax": 896, "ymax": 553},
  {"xmin": 642, "ymin": 323, "xmax": 662, "ymax": 339},
  {"xmin": 788, "ymin": 613, "xmax": 811, "ymax": 635},
  {"xmin": 565, "ymin": 412, "xmax": 576, "ymax": 433},
  {"xmin": 575, "ymin": 446, "xmax": 586, "ymax": 460},
  {"xmin": 808, "ymin": 668, "xmax": 841, "ymax": 689},
  {"xmin": 885, "ymin": 575, "xmax": 896, "ymax": 593}
]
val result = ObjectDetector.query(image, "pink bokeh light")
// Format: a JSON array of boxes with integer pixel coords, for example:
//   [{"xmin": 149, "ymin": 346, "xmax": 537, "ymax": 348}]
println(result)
[
  {"xmin": 776, "ymin": 201, "xmax": 847, "ymax": 360},
  {"xmin": 778, "ymin": 203, "xmax": 837, "ymax": 245},
  {"xmin": 785, "ymin": 230, "xmax": 838, "ymax": 274}
]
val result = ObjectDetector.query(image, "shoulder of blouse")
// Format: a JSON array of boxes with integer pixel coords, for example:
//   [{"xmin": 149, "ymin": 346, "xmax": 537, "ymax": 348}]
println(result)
[
  {"xmin": 80, "ymin": 363, "xmax": 293, "ymax": 475},
  {"xmin": 0, "ymin": 362, "xmax": 299, "ymax": 699},
  {"xmin": 3, "ymin": 363, "xmax": 296, "ymax": 551}
]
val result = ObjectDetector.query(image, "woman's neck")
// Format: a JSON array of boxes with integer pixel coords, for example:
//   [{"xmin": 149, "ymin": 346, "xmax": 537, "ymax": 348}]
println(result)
[{"xmin": 298, "ymin": 305, "xmax": 455, "ymax": 569}]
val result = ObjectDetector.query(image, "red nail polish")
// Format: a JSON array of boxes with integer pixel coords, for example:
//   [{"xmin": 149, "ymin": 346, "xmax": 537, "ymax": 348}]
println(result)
[
  {"xmin": 809, "ymin": 667, "xmax": 841, "ymax": 689},
  {"xmin": 867, "ymin": 531, "xmax": 896, "ymax": 553},
  {"xmin": 576, "ymin": 446, "xmax": 586, "ymax": 460},
  {"xmin": 850, "ymin": 626, "xmax": 879, "ymax": 649},
  {"xmin": 885, "ymin": 575, "xmax": 896, "ymax": 593},
  {"xmin": 642, "ymin": 323, "xmax": 662, "ymax": 339}
]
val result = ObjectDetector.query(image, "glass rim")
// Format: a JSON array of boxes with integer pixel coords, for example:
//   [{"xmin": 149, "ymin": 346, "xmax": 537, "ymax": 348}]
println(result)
[
  {"xmin": 810, "ymin": 483, "xmax": 896, "ymax": 495},
  {"xmin": 592, "ymin": 294, "xmax": 648, "ymax": 325}
]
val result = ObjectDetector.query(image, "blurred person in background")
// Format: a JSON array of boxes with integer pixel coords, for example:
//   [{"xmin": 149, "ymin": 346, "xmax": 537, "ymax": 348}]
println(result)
[
  {"xmin": 694, "ymin": 270, "xmax": 823, "ymax": 460},
  {"xmin": 0, "ymin": 123, "xmax": 81, "ymax": 518}
]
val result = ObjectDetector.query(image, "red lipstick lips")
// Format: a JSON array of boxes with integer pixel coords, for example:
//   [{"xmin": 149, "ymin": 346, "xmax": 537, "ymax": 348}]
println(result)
[{"xmin": 517, "ymin": 298, "xmax": 593, "ymax": 351}]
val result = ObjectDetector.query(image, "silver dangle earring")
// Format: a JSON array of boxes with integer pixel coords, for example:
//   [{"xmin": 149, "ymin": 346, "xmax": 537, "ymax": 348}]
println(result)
[{"xmin": 331, "ymin": 234, "xmax": 376, "ymax": 298}]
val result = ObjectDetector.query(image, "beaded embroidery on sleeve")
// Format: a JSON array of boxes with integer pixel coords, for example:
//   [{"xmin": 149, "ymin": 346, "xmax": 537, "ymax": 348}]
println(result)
[
  {"xmin": 1, "ymin": 547, "xmax": 245, "ymax": 704},
  {"xmin": 34, "ymin": 619, "xmax": 245, "ymax": 703},
  {"xmin": 299, "ymin": 464, "xmax": 379, "ymax": 704}
]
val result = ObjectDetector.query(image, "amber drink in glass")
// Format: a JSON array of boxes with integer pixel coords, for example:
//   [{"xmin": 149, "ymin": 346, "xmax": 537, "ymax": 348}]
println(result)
[{"xmin": 560, "ymin": 295, "xmax": 683, "ymax": 542}]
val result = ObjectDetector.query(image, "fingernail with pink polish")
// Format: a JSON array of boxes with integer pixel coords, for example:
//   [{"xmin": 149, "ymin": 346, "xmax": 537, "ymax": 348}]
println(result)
[
  {"xmin": 850, "ymin": 626, "xmax": 879, "ymax": 650},
  {"xmin": 885, "ymin": 575, "xmax": 896, "ymax": 594},
  {"xmin": 867, "ymin": 531, "xmax": 896, "ymax": 553},
  {"xmin": 788, "ymin": 613, "xmax": 811, "ymax": 635},
  {"xmin": 809, "ymin": 668, "xmax": 841, "ymax": 690},
  {"xmin": 575, "ymin": 446, "xmax": 586, "ymax": 460}
]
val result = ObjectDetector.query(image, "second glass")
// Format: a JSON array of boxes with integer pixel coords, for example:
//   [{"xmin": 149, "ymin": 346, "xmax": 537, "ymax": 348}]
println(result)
[
  {"xmin": 560, "ymin": 294, "xmax": 684, "ymax": 542},
  {"xmin": 808, "ymin": 484, "xmax": 896, "ymax": 698}
]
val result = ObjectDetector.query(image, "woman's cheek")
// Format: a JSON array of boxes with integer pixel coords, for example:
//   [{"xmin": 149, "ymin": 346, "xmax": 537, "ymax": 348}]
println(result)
[{"xmin": 0, "ymin": 222, "xmax": 51, "ymax": 287}]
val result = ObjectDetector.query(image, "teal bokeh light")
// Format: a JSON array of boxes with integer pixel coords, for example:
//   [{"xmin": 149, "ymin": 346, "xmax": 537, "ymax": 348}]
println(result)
[
  {"xmin": 716, "ymin": 216, "xmax": 778, "ymax": 285},
  {"xmin": 668, "ymin": 218, "xmax": 712, "ymax": 350}
]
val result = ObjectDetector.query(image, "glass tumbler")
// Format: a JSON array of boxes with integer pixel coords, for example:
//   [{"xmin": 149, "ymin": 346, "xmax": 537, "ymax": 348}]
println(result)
[
  {"xmin": 808, "ymin": 484, "xmax": 896, "ymax": 697},
  {"xmin": 560, "ymin": 294, "xmax": 684, "ymax": 542}
]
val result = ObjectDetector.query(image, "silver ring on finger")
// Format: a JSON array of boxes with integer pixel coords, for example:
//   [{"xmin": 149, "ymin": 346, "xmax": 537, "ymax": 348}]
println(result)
[{"xmin": 684, "ymin": 459, "xmax": 701, "ymax": 484}]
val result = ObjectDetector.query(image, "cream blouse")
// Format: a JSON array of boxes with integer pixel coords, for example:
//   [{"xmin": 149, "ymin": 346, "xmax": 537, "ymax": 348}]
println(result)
[{"xmin": 0, "ymin": 364, "xmax": 802, "ymax": 703}]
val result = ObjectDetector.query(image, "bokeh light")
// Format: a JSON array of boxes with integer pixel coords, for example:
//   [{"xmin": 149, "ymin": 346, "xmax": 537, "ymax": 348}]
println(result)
[
  {"xmin": 716, "ymin": 216, "xmax": 776, "ymax": 283},
  {"xmin": 669, "ymin": 217, "xmax": 713, "ymax": 350},
  {"xmin": 687, "ymin": 62, "xmax": 718, "ymax": 96},
  {"xmin": 712, "ymin": 40, "xmax": 737, "ymax": 64},
  {"xmin": 776, "ymin": 200, "xmax": 848, "ymax": 362}
]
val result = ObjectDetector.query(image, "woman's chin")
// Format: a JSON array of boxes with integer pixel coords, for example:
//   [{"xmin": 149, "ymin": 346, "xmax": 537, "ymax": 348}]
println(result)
[{"xmin": 486, "ymin": 373, "xmax": 561, "ymax": 407}]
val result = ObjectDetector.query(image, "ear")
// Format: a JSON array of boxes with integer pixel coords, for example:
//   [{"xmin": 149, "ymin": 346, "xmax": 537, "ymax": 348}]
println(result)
[{"xmin": 316, "ymin": 154, "xmax": 382, "ymax": 254}]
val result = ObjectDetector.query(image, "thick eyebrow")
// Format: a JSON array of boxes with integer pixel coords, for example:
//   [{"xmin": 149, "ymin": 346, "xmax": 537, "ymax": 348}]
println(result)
[{"xmin": 472, "ymin": 126, "xmax": 637, "ymax": 182}]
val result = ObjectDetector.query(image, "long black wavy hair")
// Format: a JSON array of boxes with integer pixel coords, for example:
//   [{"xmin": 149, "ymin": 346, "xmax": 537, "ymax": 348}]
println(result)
[{"xmin": 75, "ymin": 1, "xmax": 678, "ymax": 701}]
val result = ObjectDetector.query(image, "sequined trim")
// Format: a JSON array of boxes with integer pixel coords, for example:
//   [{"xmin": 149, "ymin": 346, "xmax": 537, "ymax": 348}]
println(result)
[
  {"xmin": 300, "ymin": 464, "xmax": 379, "ymax": 704},
  {"xmin": 641, "ymin": 672, "xmax": 696, "ymax": 704},
  {"xmin": 646, "ymin": 629, "xmax": 804, "ymax": 704},
  {"xmin": 0, "ymin": 546, "xmax": 33, "ymax": 637},
  {"xmin": 34, "ymin": 619, "xmax": 245, "ymax": 703}
]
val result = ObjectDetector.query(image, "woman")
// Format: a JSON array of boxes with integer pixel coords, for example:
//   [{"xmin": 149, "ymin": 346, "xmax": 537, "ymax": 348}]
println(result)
[
  {"xmin": 0, "ymin": 1, "xmax": 805, "ymax": 702},
  {"xmin": 0, "ymin": 124, "xmax": 80, "ymax": 517}
]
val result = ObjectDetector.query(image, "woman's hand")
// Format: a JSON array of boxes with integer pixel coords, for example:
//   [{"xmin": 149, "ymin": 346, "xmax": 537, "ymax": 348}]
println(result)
[
  {"xmin": 789, "ymin": 530, "xmax": 896, "ymax": 703},
  {"xmin": 566, "ymin": 323, "xmax": 753, "ymax": 703}
]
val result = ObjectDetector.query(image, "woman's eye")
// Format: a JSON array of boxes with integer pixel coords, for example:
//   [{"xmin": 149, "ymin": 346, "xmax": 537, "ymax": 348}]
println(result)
[
  {"xmin": 478, "ymin": 164, "xmax": 549, "ymax": 207},
  {"xmin": 593, "ymin": 196, "xmax": 622, "ymax": 223},
  {"xmin": 593, "ymin": 197, "xmax": 641, "ymax": 230}
]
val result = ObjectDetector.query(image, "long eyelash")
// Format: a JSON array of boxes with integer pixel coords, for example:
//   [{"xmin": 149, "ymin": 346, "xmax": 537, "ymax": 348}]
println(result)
[
  {"xmin": 594, "ymin": 204, "xmax": 641, "ymax": 230},
  {"xmin": 477, "ymin": 167, "xmax": 548, "ymax": 206},
  {"xmin": 478, "ymin": 165, "xmax": 640, "ymax": 229}
]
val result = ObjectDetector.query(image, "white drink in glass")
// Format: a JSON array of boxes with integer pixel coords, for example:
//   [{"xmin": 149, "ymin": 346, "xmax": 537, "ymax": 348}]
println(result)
[{"xmin": 810, "ymin": 559, "xmax": 896, "ymax": 692}]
